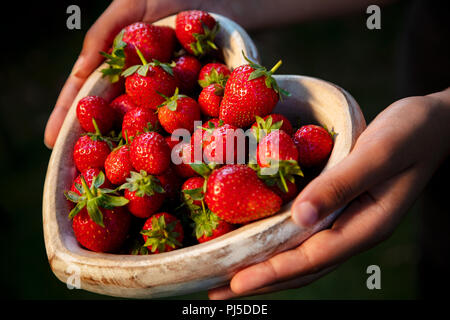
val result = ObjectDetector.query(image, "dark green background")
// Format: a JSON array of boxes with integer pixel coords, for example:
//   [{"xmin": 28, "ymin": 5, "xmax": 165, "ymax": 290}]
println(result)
[{"xmin": 0, "ymin": 0, "xmax": 421, "ymax": 299}]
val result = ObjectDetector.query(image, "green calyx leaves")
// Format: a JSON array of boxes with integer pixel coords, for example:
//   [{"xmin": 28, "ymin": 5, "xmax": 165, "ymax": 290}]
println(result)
[
  {"xmin": 191, "ymin": 209, "xmax": 220, "ymax": 239},
  {"xmin": 252, "ymin": 160, "xmax": 303, "ymax": 193},
  {"xmin": 119, "ymin": 170, "xmax": 165, "ymax": 197},
  {"xmin": 84, "ymin": 118, "xmax": 120, "ymax": 150},
  {"xmin": 141, "ymin": 215, "xmax": 182, "ymax": 253},
  {"xmin": 242, "ymin": 51, "xmax": 291, "ymax": 100},
  {"xmin": 252, "ymin": 115, "xmax": 284, "ymax": 142},
  {"xmin": 100, "ymin": 29, "xmax": 127, "ymax": 83},
  {"xmin": 189, "ymin": 162, "xmax": 218, "ymax": 179},
  {"xmin": 156, "ymin": 87, "xmax": 187, "ymax": 111},
  {"xmin": 182, "ymin": 186, "xmax": 205, "ymax": 214},
  {"xmin": 198, "ymin": 68, "xmax": 229, "ymax": 88},
  {"xmin": 190, "ymin": 22, "xmax": 220, "ymax": 56},
  {"xmin": 64, "ymin": 171, "xmax": 129, "ymax": 227},
  {"xmin": 199, "ymin": 119, "xmax": 224, "ymax": 135},
  {"xmin": 121, "ymin": 47, "xmax": 175, "ymax": 78}
]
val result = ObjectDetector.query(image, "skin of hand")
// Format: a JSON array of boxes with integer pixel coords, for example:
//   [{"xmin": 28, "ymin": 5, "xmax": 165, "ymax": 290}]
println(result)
[{"xmin": 209, "ymin": 88, "xmax": 450, "ymax": 299}]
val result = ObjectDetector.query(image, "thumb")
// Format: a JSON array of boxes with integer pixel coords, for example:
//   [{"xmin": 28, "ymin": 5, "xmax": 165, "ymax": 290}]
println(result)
[{"xmin": 291, "ymin": 141, "xmax": 396, "ymax": 228}]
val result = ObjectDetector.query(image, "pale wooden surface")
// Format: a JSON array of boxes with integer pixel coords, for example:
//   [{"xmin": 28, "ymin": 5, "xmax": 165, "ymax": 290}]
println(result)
[{"xmin": 42, "ymin": 14, "xmax": 366, "ymax": 299}]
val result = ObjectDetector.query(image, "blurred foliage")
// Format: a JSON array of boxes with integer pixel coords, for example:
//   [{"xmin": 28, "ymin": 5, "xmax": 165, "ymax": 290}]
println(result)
[{"xmin": 0, "ymin": 0, "xmax": 420, "ymax": 299}]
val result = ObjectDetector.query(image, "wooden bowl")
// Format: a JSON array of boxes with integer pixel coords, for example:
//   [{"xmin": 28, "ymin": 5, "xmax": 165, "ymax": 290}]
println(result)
[{"xmin": 43, "ymin": 14, "xmax": 366, "ymax": 299}]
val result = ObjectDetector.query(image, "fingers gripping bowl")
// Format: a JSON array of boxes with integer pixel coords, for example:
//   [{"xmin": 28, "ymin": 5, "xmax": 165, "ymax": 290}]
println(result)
[{"xmin": 43, "ymin": 13, "xmax": 365, "ymax": 298}]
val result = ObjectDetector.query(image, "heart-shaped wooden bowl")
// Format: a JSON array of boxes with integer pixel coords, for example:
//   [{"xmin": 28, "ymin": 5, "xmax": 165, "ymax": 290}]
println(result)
[{"xmin": 43, "ymin": 13, "xmax": 365, "ymax": 299}]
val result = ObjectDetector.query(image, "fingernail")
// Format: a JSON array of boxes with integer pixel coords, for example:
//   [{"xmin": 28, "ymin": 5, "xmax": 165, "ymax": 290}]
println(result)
[
  {"xmin": 71, "ymin": 56, "xmax": 85, "ymax": 76},
  {"xmin": 44, "ymin": 139, "xmax": 53, "ymax": 150},
  {"xmin": 292, "ymin": 202, "xmax": 319, "ymax": 227}
]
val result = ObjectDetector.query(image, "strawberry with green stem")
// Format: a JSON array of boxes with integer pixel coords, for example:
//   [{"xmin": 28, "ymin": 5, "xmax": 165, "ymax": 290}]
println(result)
[
  {"xmin": 122, "ymin": 47, "xmax": 177, "ymax": 110},
  {"xmin": 76, "ymin": 96, "xmax": 115, "ymax": 134},
  {"xmin": 141, "ymin": 212, "xmax": 184, "ymax": 253},
  {"xmin": 70, "ymin": 168, "xmax": 112, "ymax": 196},
  {"xmin": 192, "ymin": 210, "xmax": 234, "ymax": 243},
  {"xmin": 64, "ymin": 171, "xmax": 131, "ymax": 252},
  {"xmin": 156, "ymin": 87, "xmax": 201, "ymax": 134},
  {"xmin": 198, "ymin": 83, "xmax": 224, "ymax": 117},
  {"xmin": 101, "ymin": 23, "xmax": 176, "ymax": 83},
  {"xmin": 181, "ymin": 176, "xmax": 234, "ymax": 243},
  {"xmin": 219, "ymin": 52, "xmax": 290, "ymax": 128},
  {"xmin": 204, "ymin": 164, "xmax": 282, "ymax": 224},
  {"xmin": 104, "ymin": 132, "xmax": 133, "ymax": 186},
  {"xmin": 73, "ymin": 119, "xmax": 116, "ymax": 172},
  {"xmin": 251, "ymin": 114, "xmax": 294, "ymax": 142},
  {"xmin": 175, "ymin": 10, "xmax": 219, "ymax": 56},
  {"xmin": 119, "ymin": 170, "xmax": 166, "ymax": 219},
  {"xmin": 198, "ymin": 62, "xmax": 231, "ymax": 88},
  {"xmin": 256, "ymin": 130, "xmax": 303, "ymax": 193}
]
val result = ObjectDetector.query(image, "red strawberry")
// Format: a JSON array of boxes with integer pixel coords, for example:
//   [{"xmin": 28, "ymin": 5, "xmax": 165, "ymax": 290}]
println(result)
[
  {"xmin": 110, "ymin": 94, "xmax": 137, "ymax": 123},
  {"xmin": 141, "ymin": 212, "xmax": 184, "ymax": 253},
  {"xmin": 193, "ymin": 210, "xmax": 235, "ymax": 243},
  {"xmin": 120, "ymin": 170, "xmax": 166, "ymax": 218},
  {"xmin": 157, "ymin": 88, "xmax": 201, "ymax": 134},
  {"xmin": 173, "ymin": 55, "xmax": 202, "ymax": 94},
  {"xmin": 251, "ymin": 113, "xmax": 294, "ymax": 142},
  {"xmin": 156, "ymin": 165, "xmax": 183, "ymax": 200},
  {"xmin": 122, "ymin": 107, "xmax": 159, "ymax": 140},
  {"xmin": 70, "ymin": 168, "xmax": 112, "ymax": 196},
  {"xmin": 257, "ymin": 130, "xmax": 298, "ymax": 167},
  {"xmin": 104, "ymin": 145, "xmax": 133, "ymax": 185},
  {"xmin": 101, "ymin": 23, "xmax": 176, "ymax": 82},
  {"xmin": 129, "ymin": 131, "xmax": 170, "ymax": 175},
  {"xmin": 198, "ymin": 83, "xmax": 224, "ymax": 117},
  {"xmin": 123, "ymin": 48, "xmax": 177, "ymax": 110},
  {"xmin": 65, "ymin": 171, "xmax": 130, "ymax": 253},
  {"xmin": 181, "ymin": 176, "xmax": 205, "ymax": 208},
  {"xmin": 256, "ymin": 130, "xmax": 303, "ymax": 194},
  {"xmin": 191, "ymin": 118, "xmax": 223, "ymax": 149},
  {"xmin": 204, "ymin": 165, "xmax": 282, "ymax": 224},
  {"xmin": 293, "ymin": 125, "xmax": 334, "ymax": 167},
  {"xmin": 76, "ymin": 96, "xmax": 114, "ymax": 134},
  {"xmin": 172, "ymin": 142, "xmax": 199, "ymax": 178},
  {"xmin": 73, "ymin": 134, "xmax": 113, "ymax": 172},
  {"xmin": 219, "ymin": 54, "xmax": 288, "ymax": 128},
  {"xmin": 72, "ymin": 207, "xmax": 130, "ymax": 253},
  {"xmin": 175, "ymin": 10, "xmax": 219, "ymax": 56},
  {"xmin": 198, "ymin": 63, "xmax": 231, "ymax": 88},
  {"xmin": 203, "ymin": 123, "xmax": 244, "ymax": 164}
]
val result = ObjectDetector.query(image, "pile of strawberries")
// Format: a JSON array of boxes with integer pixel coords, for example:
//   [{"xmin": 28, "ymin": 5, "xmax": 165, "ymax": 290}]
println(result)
[{"xmin": 64, "ymin": 10, "xmax": 335, "ymax": 254}]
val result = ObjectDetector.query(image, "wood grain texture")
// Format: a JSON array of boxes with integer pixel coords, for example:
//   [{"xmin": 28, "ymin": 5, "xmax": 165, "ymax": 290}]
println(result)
[{"xmin": 42, "ymin": 13, "xmax": 365, "ymax": 299}]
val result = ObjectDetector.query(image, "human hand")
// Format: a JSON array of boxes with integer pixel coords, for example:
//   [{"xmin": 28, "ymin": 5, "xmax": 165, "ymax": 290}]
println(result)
[
  {"xmin": 44, "ymin": 0, "xmax": 202, "ymax": 148},
  {"xmin": 209, "ymin": 90, "xmax": 450, "ymax": 299}
]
